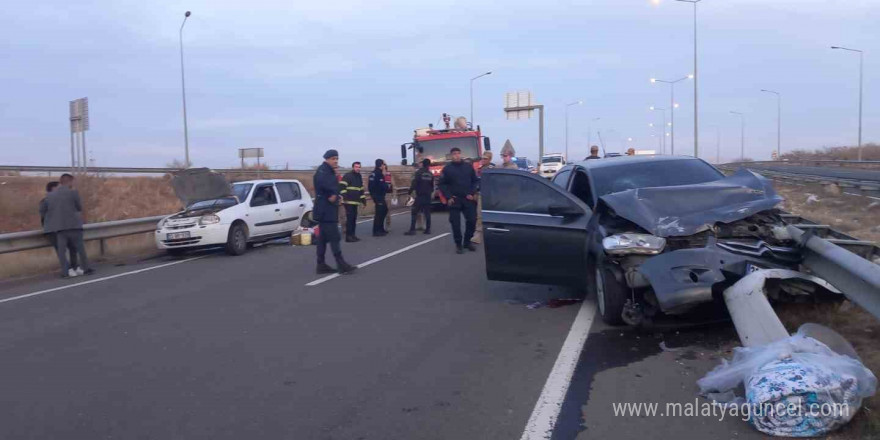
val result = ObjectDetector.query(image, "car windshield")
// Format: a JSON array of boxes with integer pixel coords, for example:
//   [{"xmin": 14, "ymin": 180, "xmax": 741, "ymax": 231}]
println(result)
[
  {"xmin": 187, "ymin": 197, "xmax": 237, "ymax": 211},
  {"xmin": 542, "ymin": 156, "xmax": 563, "ymax": 164},
  {"xmin": 417, "ymin": 137, "xmax": 479, "ymax": 164},
  {"xmin": 232, "ymin": 183, "xmax": 253, "ymax": 203},
  {"xmin": 591, "ymin": 159, "xmax": 724, "ymax": 197}
]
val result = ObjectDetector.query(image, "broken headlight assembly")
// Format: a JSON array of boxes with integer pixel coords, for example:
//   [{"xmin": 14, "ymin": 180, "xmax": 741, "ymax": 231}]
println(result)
[
  {"xmin": 199, "ymin": 214, "xmax": 221, "ymax": 225},
  {"xmin": 603, "ymin": 233, "xmax": 666, "ymax": 255}
]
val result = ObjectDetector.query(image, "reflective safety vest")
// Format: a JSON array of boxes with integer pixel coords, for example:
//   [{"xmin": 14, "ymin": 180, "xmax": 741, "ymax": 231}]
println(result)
[{"xmin": 340, "ymin": 171, "xmax": 367, "ymax": 206}]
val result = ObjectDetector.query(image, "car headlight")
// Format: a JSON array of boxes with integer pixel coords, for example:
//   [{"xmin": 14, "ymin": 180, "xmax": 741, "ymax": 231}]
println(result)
[
  {"xmin": 199, "ymin": 214, "xmax": 220, "ymax": 225},
  {"xmin": 603, "ymin": 233, "xmax": 666, "ymax": 255}
]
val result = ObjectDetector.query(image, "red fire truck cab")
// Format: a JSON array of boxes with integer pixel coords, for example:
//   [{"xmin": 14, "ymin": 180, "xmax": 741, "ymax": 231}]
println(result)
[{"xmin": 400, "ymin": 115, "xmax": 491, "ymax": 204}]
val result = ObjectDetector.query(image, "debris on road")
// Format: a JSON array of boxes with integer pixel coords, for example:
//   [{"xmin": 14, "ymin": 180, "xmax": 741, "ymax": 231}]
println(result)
[
  {"xmin": 806, "ymin": 194, "xmax": 821, "ymax": 205},
  {"xmin": 698, "ymin": 324, "xmax": 878, "ymax": 437}
]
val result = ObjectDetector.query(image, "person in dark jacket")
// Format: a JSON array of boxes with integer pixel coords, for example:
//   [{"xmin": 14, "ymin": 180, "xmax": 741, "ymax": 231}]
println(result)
[
  {"xmin": 312, "ymin": 150, "xmax": 357, "ymax": 275},
  {"xmin": 368, "ymin": 159, "xmax": 391, "ymax": 237},
  {"xmin": 438, "ymin": 147, "xmax": 479, "ymax": 254},
  {"xmin": 44, "ymin": 173, "xmax": 92, "ymax": 278},
  {"xmin": 340, "ymin": 161, "xmax": 367, "ymax": 242},
  {"xmin": 585, "ymin": 145, "xmax": 601, "ymax": 160},
  {"xmin": 40, "ymin": 181, "xmax": 79, "ymax": 273},
  {"xmin": 405, "ymin": 158, "xmax": 434, "ymax": 236}
]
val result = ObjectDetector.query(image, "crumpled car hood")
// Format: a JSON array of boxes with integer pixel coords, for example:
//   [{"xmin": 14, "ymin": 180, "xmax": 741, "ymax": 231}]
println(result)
[
  {"xmin": 598, "ymin": 168, "xmax": 782, "ymax": 237},
  {"xmin": 170, "ymin": 168, "xmax": 232, "ymax": 207}
]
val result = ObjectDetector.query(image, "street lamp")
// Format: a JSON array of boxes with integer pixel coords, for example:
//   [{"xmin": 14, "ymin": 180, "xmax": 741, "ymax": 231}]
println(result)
[
  {"xmin": 730, "ymin": 111, "xmax": 745, "ymax": 162},
  {"xmin": 565, "ymin": 100, "xmax": 582, "ymax": 159},
  {"xmin": 179, "ymin": 11, "xmax": 192, "ymax": 167},
  {"xmin": 760, "ymin": 89, "xmax": 781, "ymax": 159},
  {"xmin": 649, "ymin": 106, "xmax": 668, "ymax": 154},
  {"xmin": 470, "ymin": 71, "xmax": 492, "ymax": 127},
  {"xmin": 588, "ymin": 117, "xmax": 601, "ymax": 152},
  {"xmin": 650, "ymin": 74, "xmax": 691, "ymax": 154},
  {"xmin": 831, "ymin": 46, "xmax": 864, "ymax": 161}
]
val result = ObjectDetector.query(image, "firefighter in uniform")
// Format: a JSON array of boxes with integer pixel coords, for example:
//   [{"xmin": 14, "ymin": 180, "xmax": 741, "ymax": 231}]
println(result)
[
  {"xmin": 339, "ymin": 161, "xmax": 367, "ymax": 242},
  {"xmin": 313, "ymin": 150, "xmax": 357, "ymax": 275},
  {"xmin": 405, "ymin": 158, "xmax": 434, "ymax": 235},
  {"xmin": 438, "ymin": 147, "xmax": 479, "ymax": 254}
]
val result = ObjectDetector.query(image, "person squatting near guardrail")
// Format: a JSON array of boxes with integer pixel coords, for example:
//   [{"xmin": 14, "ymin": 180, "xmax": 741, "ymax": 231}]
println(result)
[
  {"xmin": 405, "ymin": 158, "xmax": 434, "ymax": 236},
  {"xmin": 339, "ymin": 161, "xmax": 367, "ymax": 243},
  {"xmin": 313, "ymin": 150, "xmax": 357, "ymax": 275},
  {"xmin": 368, "ymin": 159, "xmax": 392, "ymax": 237},
  {"xmin": 438, "ymin": 147, "xmax": 479, "ymax": 254},
  {"xmin": 40, "ymin": 173, "xmax": 93, "ymax": 278}
]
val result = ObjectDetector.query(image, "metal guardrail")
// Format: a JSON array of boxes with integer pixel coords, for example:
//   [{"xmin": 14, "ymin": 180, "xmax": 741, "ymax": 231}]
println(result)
[
  {"xmin": 0, "ymin": 187, "xmax": 412, "ymax": 255},
  {"xmin": 0, "ymin": 216, "xmax": 165, "ymax": 255},
  {"xmin": 724, "ymin": 160, "xmax": 880, "ymax": 167},
  {"xmin": 718, "ymin": 164, "xmax": 880, "ymax": 190}
]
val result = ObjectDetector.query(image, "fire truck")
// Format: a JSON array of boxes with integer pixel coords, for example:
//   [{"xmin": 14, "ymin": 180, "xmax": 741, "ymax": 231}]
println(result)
[{"xmin": 400, "ymin": 113, "xmax": 491, "ymax": 204}]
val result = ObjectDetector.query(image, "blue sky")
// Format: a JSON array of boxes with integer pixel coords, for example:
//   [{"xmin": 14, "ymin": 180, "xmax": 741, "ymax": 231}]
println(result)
[{"xmin": 1, "ymin": 0, "xmax": 878, "ymax": 168}]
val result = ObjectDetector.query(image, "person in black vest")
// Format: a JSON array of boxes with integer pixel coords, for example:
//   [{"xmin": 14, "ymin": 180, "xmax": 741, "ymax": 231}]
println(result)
[
  {"xmin": 368, "ymin": 159, "xmax": 391, "ymax": 237},
  {"xmin": 405, "ymin": 158, "xmax": 434, "ymax": 235},
  {"xmin": 438, "ymin": 147, "xmax": 479, "ymax": 254},
  {"xmin": 340, "ymin": 161, "xmax": 367, "ymax": 242},
  {"xmin": 313, "ymin": 150, "xmax": 357, "ymax": 275}
]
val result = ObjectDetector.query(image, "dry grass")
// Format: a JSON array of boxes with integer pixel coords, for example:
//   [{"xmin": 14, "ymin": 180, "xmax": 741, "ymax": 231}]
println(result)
[
  {"xmin": 775, "ymin": 181, "xmax": 880, "ymax": 243},
  {"xmin": 781, "ymin": 143, "xmax": 880, "ymax": 161}
]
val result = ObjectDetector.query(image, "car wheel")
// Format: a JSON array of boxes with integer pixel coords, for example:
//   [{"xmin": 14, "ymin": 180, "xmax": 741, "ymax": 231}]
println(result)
[
  {"xmin": 166, "ymin": 248, "xmax": 186, "ymax": 257},
  {"xmin": 595, "ymin": 261, "xmax": 627, "ymax": 326},
  {"xmin": 225, "ymin": 223, "xmax": 248, "ymax": 256}
]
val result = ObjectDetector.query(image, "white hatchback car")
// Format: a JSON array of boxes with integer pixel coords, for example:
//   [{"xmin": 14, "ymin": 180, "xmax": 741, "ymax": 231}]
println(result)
[{"xmin": 156, "ymin": 170, "xmax": 313, "ymax": 256}]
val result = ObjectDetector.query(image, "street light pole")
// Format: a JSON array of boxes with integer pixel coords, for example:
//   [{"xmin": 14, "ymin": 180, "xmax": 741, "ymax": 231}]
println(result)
[
  {"xmin": 470, "ymin": 71, "xmax": 492, "ymax": 127},
  {"xmin": 565, "ymin": 100, "xmax": 582, "ymax": 159},
  {"xmin": 831, "ymin": 46, "xmax": 864, "ymax": 161},
  {"xmin": 731, "ymin": 111, "xmax": 744, "ymax": 162},
  {"xmin": 588, "ymin": 117, "xmax": 601, "ymax": 151},
  {"xmin": 676, "ymin": 0, "xmax": 701, "ymax": 158},
  {"xmin": 651, "ymin": 75, "xmax": 691, "ymax": 155},
  {"xmin": 179, "ymin": 11, "xmax": 191, "ymax": 167},
  {"xmin": 760, "ymin": 89, "xmax": 781, "ymax": 159}
]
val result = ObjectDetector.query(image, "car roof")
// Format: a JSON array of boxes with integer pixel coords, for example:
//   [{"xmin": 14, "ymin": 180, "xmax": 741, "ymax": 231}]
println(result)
[
  {"xmin": 573, "ymin": 155, "xmax": 702, "ymax": 169},
  {"xmin": 233, "ymin": 179, "xmax": 301, "ymax": 185}
]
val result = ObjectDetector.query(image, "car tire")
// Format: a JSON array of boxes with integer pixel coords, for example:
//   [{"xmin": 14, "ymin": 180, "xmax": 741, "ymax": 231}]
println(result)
[
  {"xmin": 594, "ymin": 259, "xmax": 627, "ymax": 326},
  {"xmin": 225, "ymin": 223, "xmax": 248, "ymax": 256},
  {"xmin": 166, "ymin": 248, "xmax": 186, "ymax": 257}
]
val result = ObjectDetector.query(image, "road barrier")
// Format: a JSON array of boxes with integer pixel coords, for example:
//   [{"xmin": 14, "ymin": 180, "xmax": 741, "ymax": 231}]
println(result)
[
  {"xmin": 719, "ymin": 164, "xmax": 880, "ymax": 190},
  {"xmin": 0, "ymin": 187, "xmax": 412, "ymax": 256}
]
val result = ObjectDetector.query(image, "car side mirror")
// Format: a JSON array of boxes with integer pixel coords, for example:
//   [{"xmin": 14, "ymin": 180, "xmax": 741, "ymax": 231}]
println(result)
[
  {"xmin": 401, "ymin": 159, "xmax": 408, "ymax": 166},
  {"xmin": 548, "ymin": 205, "xmax": 582, "ymax": 218},
  {"xmin": 400, "ymin": 144, "xmax": 407, "ymax": 159}
]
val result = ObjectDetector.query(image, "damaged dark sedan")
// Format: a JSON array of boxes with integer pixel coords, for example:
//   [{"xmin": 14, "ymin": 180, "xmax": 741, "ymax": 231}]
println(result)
[{"xmin": 480, "ymin": 156, "xmax": 815, "ymax": 326}]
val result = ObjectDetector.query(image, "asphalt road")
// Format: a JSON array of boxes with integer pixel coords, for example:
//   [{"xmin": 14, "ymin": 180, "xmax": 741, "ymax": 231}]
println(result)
[
  {"xmin": 741, "ymin": 164, "xmax": 880, "ymax": 182},
  {"xmin": 0, "ymin": 211, "xmax": 761, "ymax": 439}
]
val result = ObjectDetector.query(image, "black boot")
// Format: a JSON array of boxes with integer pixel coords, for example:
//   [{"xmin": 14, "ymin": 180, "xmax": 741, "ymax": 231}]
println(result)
[
  {"xmin": 404, "ymin": 230, "xmax": 417, "ymax": 236},
  {"xmin": 316, "ymin": 262, "xmax": 336, "ymax": 274},
  {"xmin": 423, "ymin": 229, "xmax": 431, "ymax": 235},
  {"xmin": 456, "ymin": 245, "xmax": 464, "ymax": 254},
  {"xmin": 351, "ymin": 236, "xmax": 361, "ymax": 242},
  {"xmin": 466, "ymin": 242, "xmax": 477, "ymax": 252},
  {"xmin": 336, "ymin": 257, "xmax": 358, "ymax": 274},
  {"xmin": 345, "ymin": 236, "xmax": 356, "ymax": 243}
]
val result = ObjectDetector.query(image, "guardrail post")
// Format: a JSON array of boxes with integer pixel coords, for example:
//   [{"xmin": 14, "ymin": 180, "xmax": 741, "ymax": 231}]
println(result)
[{"xmin": 100, "ymin": 238, "xmax": 106, "ymax": 257}]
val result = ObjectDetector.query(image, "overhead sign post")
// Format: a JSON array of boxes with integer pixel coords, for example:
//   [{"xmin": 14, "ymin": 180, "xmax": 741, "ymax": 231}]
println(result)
[
  {"xmin": 69, "ymin": 97, "xmax": 90, "ymax": 174},
  {"xmin": 504, "ymin": 91, "xmax": 544, "ymax": 164},
  {"xmin": 239, "ymin": 148, "xmax": 265, "ymax": 178}
]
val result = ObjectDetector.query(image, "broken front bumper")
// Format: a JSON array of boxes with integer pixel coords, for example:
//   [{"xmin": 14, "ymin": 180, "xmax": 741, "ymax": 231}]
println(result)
[{"xmin": 634, "ymin": 244, "xmax": 800, "ymax": 314}]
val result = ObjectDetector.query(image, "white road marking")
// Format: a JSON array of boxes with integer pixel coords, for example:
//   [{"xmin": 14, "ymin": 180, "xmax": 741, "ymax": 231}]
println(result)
[
  {"xmin": 520, "ymin": 299, "xmax": 597, "ymax": 440},
  {"xmin": 0, "ymin": 256, "xmax": 206, "ymax": 306},
  {"xmin": 355, "ymin": 211, "xmax": 408, "ymax": 224},
  {"xmin": 305, "ymin": 232, "xmax": 451, "ymax": 286}
]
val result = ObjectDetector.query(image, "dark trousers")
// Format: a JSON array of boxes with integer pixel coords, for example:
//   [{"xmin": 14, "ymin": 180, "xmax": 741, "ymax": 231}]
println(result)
[
  {"xmin": 316, "ymin": 222, "xmax": 343, "ymax": 265},
  {"xmin": 47, "ymin": 232, "xmax": 78, "ymax": 269},
  {"xmin": 373, "ymin": 202, "xmax": 388, "ymax": 234},
  {"xmin": 344, "ymin": 204, "xmax": 359, "ymax": 238},
  {"xmin": 448, "ymin": 200, "xmax": 477, "ymax": 246},
  {"xmin": 55, "ymin": 229, "xmax": 89, "ymax": 273},
  {"xmin": 409, "ymin": 202, "xmax": 431, "ymax": 231}
]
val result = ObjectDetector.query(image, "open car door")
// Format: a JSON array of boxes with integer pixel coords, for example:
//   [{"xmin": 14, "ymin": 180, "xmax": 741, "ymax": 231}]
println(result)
[{"xmin": 480, "ymin": 169, "xmax": 590, "ymax": 286}]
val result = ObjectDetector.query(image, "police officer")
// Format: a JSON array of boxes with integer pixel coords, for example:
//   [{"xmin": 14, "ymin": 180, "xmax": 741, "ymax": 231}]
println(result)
[
  {"xmin": 368, "ymin": 159, "xmax": 391, "ymax": 237},
  {"xmin": 313, "ymin": 150, "xmax": 357, "ymax": 274},
  {"xmin": 340, "ymin": 161, "xmax": 367, "ymax": 242},
  {"xmin": 405, "ymin": 158, "xmax": 434, "ymax": 236},
  {"xmin": 438, "ymin": 147, "xmax": 479, "ymax": 254}
]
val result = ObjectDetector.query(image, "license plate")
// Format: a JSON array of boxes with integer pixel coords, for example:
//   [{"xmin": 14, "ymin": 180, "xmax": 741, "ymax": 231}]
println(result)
[
  {"xmin": 745, "ymin": 263, "xmax": 764, "ymax": 274},
  {"xmin": 167, "ymin": 231, "xmax": 191, "ymax": 240}
]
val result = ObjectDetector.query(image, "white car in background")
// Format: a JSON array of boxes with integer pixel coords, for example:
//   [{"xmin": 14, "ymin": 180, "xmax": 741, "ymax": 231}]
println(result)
[
  {"xmin": 539, "ymin": 153, "xmax": 566, "ymax": 179},
  {"xmin": 156, "ymin": 168, "xmax": 313, "ymax": 256}
]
